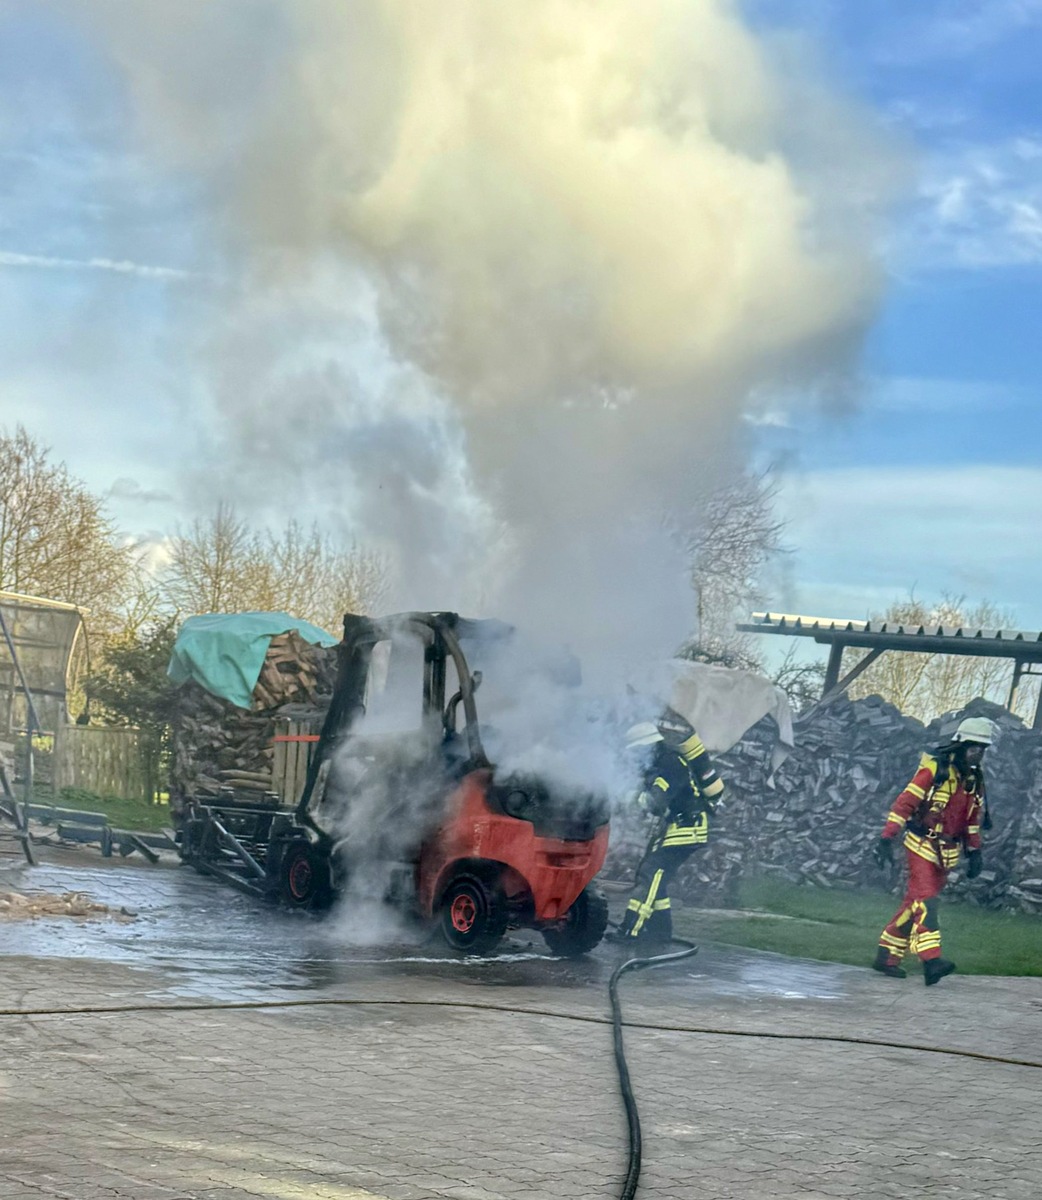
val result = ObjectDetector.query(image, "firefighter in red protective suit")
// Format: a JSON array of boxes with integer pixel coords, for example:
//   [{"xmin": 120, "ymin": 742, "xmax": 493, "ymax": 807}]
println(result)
[
  {"xmin": 872, "ymin": 716, "xmax": 993, "ymax": 986},
  {"xmin": 612, "ymin": 713, "xmax": 726, "ymax": 947}
]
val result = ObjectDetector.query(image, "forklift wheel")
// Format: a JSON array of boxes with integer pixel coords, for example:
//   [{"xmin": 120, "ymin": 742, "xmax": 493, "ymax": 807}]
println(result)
[
  {"xmin": 540, "ymin": 884, "xmax": 609, "ymax": 957},
  {"xmin": 279, "ymin": 843, "xmax": 334, "ymax": 911},
  {"xmin": 439, "ymin": 871, "xmax": 509, "ymax": 955}
]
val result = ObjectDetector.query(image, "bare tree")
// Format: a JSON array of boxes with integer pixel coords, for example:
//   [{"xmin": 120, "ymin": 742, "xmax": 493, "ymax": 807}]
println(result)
[
  {"xmin": 687, "ymin": 467, "xmax": 787, "ymax": 657},
  {"xmin": 165, "ymin": 503, "xmax": 388, "ymax": 632},
  {"xmin": 848, "ymin": 594, "xmax": 1024, "ymax": 721},
  {"xmin": 771, "ymin": 644, "xmax": 827, "ymax": 715},
  {"xmin": 0, "ymin": 425, "xmax": 136, "ymax": 626},
  {"xmin": 165, "ymin": 502, "xmax": 251, "ymax": 616}
]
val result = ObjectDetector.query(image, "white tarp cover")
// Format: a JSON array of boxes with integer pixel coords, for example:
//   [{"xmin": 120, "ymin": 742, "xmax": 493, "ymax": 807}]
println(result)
[{"xmin": 667, "ymin": 660, "xmax": 794, "ymax": 774}]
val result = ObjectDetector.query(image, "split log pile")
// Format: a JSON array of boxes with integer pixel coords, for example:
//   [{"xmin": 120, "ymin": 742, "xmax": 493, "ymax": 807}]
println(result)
[
  {"xmin": 169, "ymin": 632, "xmax": 337, "ymax": 802},
  {"xmin": 604, "ymin": 692, "xmax": 1042, "ymax": 915}
]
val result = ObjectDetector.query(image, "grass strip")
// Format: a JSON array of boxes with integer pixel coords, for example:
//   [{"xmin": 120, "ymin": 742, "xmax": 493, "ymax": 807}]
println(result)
[
  {"xmin": 674, "ymin": 876, "xmax": 1042, "ymax": 977},
  {"xmin": 43, "ymin": 788, "xmax": 173, "ymax": 834}
]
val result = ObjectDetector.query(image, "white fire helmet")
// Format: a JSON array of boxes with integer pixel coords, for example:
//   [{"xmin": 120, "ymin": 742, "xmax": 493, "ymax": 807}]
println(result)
[
  {"xmin": 626, "ymin": 722, "xmax": 664, "ymax": 749},
  {"xmin": 952, "ymin": 717, "xmax": 995, "ymax": 746}
]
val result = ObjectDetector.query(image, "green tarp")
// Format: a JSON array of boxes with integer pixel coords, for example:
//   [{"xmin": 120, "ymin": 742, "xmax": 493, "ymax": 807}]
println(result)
[{"xmin": 167, "ymin": 612, "xmax": 338, "ymax": 710}]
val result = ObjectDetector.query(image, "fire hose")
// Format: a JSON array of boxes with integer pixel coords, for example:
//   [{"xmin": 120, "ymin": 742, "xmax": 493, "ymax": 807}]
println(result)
[{"xmin": 608, "ymin": 936, "xmax": 699, "ymax": 1200}]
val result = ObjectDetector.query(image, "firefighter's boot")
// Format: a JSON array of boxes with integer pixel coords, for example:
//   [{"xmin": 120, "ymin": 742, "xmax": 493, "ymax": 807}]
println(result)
[
  {"xmin": 871, "ymin": 947, "xmax": 906, "ymax": 979},
  {"xmin": 923, "ymin": 958, "xmax": 956, "ymax": 987}
]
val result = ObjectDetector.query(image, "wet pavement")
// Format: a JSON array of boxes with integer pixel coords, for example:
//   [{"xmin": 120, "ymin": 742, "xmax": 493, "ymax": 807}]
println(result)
[
  {"xmin": 0, "ymin": 851, "xmax": 858, "ymax": 1005},
  {"xmin": 1, "ymin": 848, "xmax": 1040, "ymax": 1200}
]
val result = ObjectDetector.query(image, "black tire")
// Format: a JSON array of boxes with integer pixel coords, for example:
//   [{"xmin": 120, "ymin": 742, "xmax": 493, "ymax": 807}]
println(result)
[
  {"xmin": 179, "ymin": 817, "xmax": 204, "ymax": 867},
  {"xmin": 183, "ymin": 817, "xmax": 215, "ymax": 877},
  {"xmin": 439, "ymin": 870, "xmax": 509, "ymax": 955},
  {"xmin": 541, "ymin": 885, "xmax": 610, "ymax": 957},
  {"xmin": 279, "ymin": 842, "xmax": 334, "ymax": 911}
]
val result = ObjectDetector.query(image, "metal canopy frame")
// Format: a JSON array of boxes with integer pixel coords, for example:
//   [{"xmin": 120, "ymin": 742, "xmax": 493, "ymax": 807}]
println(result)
[{"xmin": 737, "ymin": 611, "xmax": 1042, "ymax": 730}]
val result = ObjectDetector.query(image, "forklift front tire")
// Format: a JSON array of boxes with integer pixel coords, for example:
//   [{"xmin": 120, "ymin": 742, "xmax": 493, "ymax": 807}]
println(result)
[
  {"xmin": 439, "ymin": 871, "xmax": 509, "ymax": 956},
  {"xmin": 279, "ymin": 842, "xmax": 334, "ymax": 911}
]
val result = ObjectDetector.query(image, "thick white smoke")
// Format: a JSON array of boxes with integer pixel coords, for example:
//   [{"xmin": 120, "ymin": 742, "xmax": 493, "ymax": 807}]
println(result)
[{"xmin": 72, "ymin": 0, "xmax": 898, "ymax": 672}]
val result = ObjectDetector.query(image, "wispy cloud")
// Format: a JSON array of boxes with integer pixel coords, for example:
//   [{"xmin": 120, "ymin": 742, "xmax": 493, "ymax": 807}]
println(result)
[
  {"xmin": 0, "ymin": 249, "xmax": 191, "ymax": 280},
  {"xmin": 895, "ymin": 138, "xmax": 1042, "ymax": 269},
  {"xmin": 107, "ymin": 477, "xmax": 174, "ymax": 505},
  {"xmin": 870, "ymin": 0, "xmax": 1042, "ymax": 66},
  {"xmin": 924, "ymin": 0, "xmax": 1042, "ymax": 58},
  {"xmin": 870, "ymin": 376, "xmax": 1026, "ymax": 415},
  {"xmin": 776, "ymin": 464, "xmax": 1042, "ymax": 626}
]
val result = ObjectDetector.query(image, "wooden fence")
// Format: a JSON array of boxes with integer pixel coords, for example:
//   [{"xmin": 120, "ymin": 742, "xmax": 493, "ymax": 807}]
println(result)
[
  {"xmin": 53, "ymin": 724, "xmax": 148, "ymax": 801},
  {"xmin": 272, "ymin": 720, "xmax": 321, "ymax": 806}
]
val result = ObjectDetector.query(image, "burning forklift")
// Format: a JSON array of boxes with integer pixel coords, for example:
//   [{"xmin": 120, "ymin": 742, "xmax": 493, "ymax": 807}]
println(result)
[{"xmin": 178, "ymin": 612, "xmax": 611, "ymax": 956}]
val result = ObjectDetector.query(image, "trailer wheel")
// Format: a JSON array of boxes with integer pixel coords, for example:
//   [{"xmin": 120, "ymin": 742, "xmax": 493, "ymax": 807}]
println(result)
[
  {"xmin": 439, "ymin": 871, "xmax": 508, "ymax": 955},
  {"xmin": 279, "ymin": 842, "xmax": 334, "ymax": 911},
  {"xmin": 540, "ymin": 885, "xmax": 609, "ymax": 957},
  {"xmin": 179, "ymin": 817, "xmax": 204, "ymax": 867}
]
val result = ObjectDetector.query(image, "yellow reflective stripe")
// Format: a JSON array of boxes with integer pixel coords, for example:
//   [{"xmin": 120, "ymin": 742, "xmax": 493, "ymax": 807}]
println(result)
[
  {"xmin": 887, "ymin": 811, "xmax": 907, "ymax": 828},
  {"xmin": 967, "ymin": 825, "xmax": 980, "ymax": 835},
  {"xmin": 906, "ymin": 782, "xmax": 926, "ymax": 800},
  {"xmin": 904, "ymin": 833, "xmax": 944, "ymax": 865},
  {"xmin": 652, "ymin": 777, "xmax": 669, "ymax": 792},
  {"xmin": 631, "ymin": 870, "xmax": 665, "ymax": 934},
  {"xmin": 652, "ymin": 899, "xmax": 671, "ymax": 911},
  {"xmin": 663, "ymin": 814, "xmax": 708, "ymax": 846},
  {"xmin": 678, "ymin": 734, "xmax": 706, "ymax": 760},
  {"xmin": 702, "ymin": 778, "xmax": 724, "ymax": 798}
]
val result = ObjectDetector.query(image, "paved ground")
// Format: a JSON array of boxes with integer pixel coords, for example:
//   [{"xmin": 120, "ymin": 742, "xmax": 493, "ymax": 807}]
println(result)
[{"xmin": 1, "ymin": 850, "xmax": 1040, "ymax": 1200}]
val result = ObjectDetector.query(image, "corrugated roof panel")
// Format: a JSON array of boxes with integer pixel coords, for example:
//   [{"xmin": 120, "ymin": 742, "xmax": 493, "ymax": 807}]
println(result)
[{"xmin": 744, "ymin": 612, "xmax": 1042, "ymax": 649}]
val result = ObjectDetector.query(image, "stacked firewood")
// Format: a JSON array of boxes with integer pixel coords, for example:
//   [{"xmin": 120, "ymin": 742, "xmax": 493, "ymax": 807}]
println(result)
[
  {"xmin": 604, "ymin": 691, "xmax": 1042, "ymax": 915},
  {"xmin": 169, "ymin": 632, "xmax": 337, "ymax": 801}
]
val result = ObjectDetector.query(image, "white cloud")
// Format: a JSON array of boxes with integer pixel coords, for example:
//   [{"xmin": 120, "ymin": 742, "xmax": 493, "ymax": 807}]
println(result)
[
  {"xmin": 743, "ymin": 409, "xmax": 793, "ymax": 429},
  {"xmin": 774, "ymin": 465, "xmax": 1042, "ymax": 628},
  {"xmin": 897, "ymin": 139, "xmax": 1042, "ymax": 269},
  {"xmin": 128, "ymin": 533, "xmax": 174, "ymax": 577},
  {"xmin": 107, "ymin": 477, "xmax": 173, "ymax": 505},
  {"xmin": 926, "ymin": 0, "xmax": 1042, "ymax": 57},
  {"xmin": 869, "ymin": 376, "xmax": 1025, "ymax": 415},
  {"xmin": 0, "ymin": 249, "xmax": 191, "ymax": 280},
  {"xmin": 873, "ymin": 1, "xmax": 1042, "ymax": 65}
]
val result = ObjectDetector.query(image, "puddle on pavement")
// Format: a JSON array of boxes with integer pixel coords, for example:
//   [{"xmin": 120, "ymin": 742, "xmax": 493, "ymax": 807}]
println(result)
[{"xmin": 0, "ymin": 856, "xmax": 855, "ymax": 1004}]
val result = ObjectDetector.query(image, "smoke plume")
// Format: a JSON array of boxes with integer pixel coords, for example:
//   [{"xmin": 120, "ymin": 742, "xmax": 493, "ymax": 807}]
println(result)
[{"xmin": 73, "ymin": 0, "xmax": 897, "ymax": 671}]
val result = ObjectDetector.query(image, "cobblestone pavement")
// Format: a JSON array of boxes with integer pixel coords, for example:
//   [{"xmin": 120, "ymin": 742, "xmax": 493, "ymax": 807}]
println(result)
[{"xmin": 1, "ymin": 855, "xmax": 1040, "ymax": 1199}]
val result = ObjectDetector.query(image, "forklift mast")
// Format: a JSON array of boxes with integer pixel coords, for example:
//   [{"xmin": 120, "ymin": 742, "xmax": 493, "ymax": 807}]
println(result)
[{"xmin": 294, "ymin": 612, "xmax": 491, "ymax": 832}]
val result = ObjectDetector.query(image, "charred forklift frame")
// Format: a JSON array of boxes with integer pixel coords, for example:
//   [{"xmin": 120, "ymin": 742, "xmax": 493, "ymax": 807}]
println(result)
[{"xmin": 178, "ymin": 612, "xmax": 610, "ymax": 956}]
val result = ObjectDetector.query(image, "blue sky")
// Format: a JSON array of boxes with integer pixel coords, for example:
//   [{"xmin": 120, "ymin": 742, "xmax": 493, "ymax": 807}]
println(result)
[
  {"xmin": 1, "ymin": 1, "xmax": 1041, "ymax": 639},
  {"xmin": 744, "ymin": 0, "xmax": 1042, "ymax": 627}
]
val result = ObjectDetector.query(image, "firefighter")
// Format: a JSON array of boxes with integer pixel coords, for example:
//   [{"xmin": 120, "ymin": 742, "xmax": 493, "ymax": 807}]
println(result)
[
  {"xmin": 872, "ymin": 716, "xmax": 993, "ymax": 986},
  {"xmin": 612, "ymin": 716, "xmax": 726, "ymax": 947}
]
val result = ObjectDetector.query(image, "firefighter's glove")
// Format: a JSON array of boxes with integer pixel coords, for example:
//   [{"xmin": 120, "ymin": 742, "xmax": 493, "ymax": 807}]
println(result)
[
  {"xmin": 873, "ymin": 837, "xmax": 894, "ymax": 869},
  {"xmin": 965, "ymin": 849, "xmax": 983, "ymax": 879},
  {"xmin": 637, "ymin": 790, "xmax": 669, "ymax": 818}
]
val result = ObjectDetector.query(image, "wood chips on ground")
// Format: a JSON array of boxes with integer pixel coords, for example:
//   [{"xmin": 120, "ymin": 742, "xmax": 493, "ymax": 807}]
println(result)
[{"xmin": 0, "ymin": 890, "xmax": 136, "ymax": 921}]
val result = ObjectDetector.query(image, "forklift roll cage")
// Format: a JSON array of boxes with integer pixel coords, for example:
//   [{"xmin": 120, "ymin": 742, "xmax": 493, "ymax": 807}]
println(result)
[{"xmin": 295, "ymin": 611, "xmax": 493, "ymax": 839}]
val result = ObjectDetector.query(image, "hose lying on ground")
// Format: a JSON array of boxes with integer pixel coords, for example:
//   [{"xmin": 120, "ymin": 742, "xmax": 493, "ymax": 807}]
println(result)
[{"xmin": 608, "ymin": 937, "xmax": 700, "ymax": 1200}]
